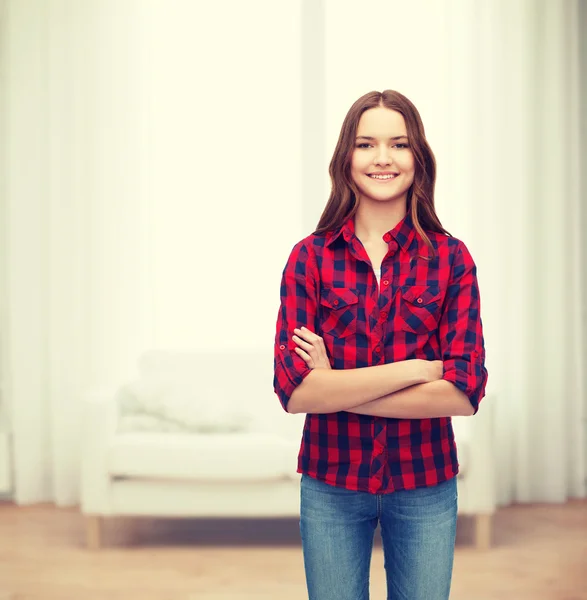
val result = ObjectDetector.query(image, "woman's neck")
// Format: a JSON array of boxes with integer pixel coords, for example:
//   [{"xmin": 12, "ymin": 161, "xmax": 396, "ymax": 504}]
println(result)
[{"xmin": 354, "ymin": 198, "xmax": 407, "ymax": 243}]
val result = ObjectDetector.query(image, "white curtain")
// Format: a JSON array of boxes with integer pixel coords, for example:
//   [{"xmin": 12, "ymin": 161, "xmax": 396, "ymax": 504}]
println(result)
[
  {"xmin": 1, "ymin": 0, "xmax": 303, "ymax": 505},
  {"xmin": 475, "ymin": 0, "xmax": 585, "ymax": 504},
  {"xmin": 1, "ymin": 0, "xmax": 585, "ymax": 506}
]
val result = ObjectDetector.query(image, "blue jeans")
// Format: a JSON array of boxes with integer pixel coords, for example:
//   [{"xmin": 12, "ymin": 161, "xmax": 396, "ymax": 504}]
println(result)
[{"xmin": 300, "ymin": 474, "xmax": 458, "ymax": 600}]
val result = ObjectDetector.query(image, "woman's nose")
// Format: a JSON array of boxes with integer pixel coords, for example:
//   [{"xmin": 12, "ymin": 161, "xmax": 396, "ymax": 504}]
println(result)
[{"xmin": 374, "ymin": 146, "xmax": 392, "ymax": 166}]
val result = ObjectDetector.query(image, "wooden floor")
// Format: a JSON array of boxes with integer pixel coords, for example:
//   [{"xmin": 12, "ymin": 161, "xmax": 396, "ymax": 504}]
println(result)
[{"xmin": 0, "ymin": 501, "xmax": 585, "ymax": 599}]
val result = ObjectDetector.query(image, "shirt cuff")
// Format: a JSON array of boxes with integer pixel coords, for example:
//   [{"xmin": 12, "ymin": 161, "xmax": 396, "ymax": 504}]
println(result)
[
  {"xmin": 274, "ymin": 353, "xmax": 313, "ymax": 412},
  {"xmin": 442, "ymin": 356, "xmax": 486, "ymax": 414}
]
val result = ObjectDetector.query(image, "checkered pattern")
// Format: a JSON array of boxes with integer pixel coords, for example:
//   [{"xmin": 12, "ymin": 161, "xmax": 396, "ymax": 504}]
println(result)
[{"xmin": 273, "ymin": 211, "xmax": 488, "ymax": 494}]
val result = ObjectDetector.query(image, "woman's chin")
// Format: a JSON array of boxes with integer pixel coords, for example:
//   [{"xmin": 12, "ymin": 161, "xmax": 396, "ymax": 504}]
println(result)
[{"xmin": 359, "ymin": 192, "xmax": 409, "ymax": 204}]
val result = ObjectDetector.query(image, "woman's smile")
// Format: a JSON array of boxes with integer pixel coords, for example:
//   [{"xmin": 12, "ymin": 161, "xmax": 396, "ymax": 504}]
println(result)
[{"xmin": 367, "ymin": 172, "xmax": 400, "ymax": 181}]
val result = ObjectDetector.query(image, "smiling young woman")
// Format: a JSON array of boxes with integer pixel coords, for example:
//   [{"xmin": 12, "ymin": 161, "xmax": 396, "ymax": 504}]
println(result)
[{"xmin": 273, "ymin": 90, "xmax": 488, "ymax": 600}]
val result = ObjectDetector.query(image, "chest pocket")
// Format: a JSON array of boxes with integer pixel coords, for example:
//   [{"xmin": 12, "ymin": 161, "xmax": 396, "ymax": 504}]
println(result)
[
  {"xmin": 320, "ymin": 287, "xmax": 359, "ymax": 339},
  {"xmin": 399, "ymin": 285, "xmax": 442, "ymax": 334}
]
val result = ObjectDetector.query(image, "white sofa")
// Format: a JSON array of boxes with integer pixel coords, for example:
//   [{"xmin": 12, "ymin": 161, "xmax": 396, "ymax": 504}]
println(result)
[{"xmin": 80, "ymin": 350, "xmax": 496, "ymax": 549}]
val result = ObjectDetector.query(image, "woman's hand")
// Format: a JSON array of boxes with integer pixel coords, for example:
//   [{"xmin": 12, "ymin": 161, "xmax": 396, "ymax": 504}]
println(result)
[{"xmin": 292, "ymin": 327, "xmax": 332, "ymax": 370}]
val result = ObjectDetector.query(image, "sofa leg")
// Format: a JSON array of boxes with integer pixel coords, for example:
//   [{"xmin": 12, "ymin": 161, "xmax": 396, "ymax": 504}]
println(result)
[
  {"xmin": 86, "ymin": 515, "xmax": 103, "ymax": 550},
  {"xmin": 474, "ymin": 513, "xmax": 492, "ymax": 550}
]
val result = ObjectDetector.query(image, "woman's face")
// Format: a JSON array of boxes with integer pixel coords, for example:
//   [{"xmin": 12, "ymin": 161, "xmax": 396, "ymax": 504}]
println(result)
[{"xmin": 350, "ymin": 106, "xmax": 415, "ymax": 206}]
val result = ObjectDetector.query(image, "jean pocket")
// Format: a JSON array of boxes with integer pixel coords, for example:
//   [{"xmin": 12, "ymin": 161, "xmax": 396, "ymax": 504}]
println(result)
[
  {"xmin": 399, "ymin": 285, "xmax": 442, "ymax": 334},
  {"xmin": 320, "ymin": 287, "xmax": 359, "ymax": 339}
]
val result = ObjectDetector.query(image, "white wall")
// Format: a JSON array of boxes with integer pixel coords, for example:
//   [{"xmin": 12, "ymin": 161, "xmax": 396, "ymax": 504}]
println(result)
[{"xmin": 140, "ymin": 1, "xmax": 303, "ymax": 353}]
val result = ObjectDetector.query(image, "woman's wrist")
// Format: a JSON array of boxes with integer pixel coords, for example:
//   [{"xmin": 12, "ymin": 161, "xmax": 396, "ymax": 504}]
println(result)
[{"xmin": 407, "ymin": 359, "xmax": 443, "ymax": 386}]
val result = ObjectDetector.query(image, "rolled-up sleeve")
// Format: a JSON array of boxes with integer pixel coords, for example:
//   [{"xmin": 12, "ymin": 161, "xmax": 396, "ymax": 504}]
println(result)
[
  {"xmin": 273, "ymin": 241, "xmax": 319, "ymax": 412},
  {"xmin": 439, "ymin": 241, "xmax": 488, "ymax": 414}
]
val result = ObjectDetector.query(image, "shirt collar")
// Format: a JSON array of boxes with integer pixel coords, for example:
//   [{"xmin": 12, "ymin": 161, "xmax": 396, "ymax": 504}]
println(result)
[{"xmin": 325, "ymin": 210, "xmax": 417, "ymax": 253}]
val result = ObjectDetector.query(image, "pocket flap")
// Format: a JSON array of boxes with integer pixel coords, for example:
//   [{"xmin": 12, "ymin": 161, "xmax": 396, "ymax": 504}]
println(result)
[
  {"xmin": 320, "ymin": 287, "xmax": 359, "ymax": 309},
  {"xmin": 401, "ymin": 285, "xmax": 441, "ymax": 306}
]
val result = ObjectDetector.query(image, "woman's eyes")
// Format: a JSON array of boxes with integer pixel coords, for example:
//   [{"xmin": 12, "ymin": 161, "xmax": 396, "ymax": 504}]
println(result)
[{"xmin": 355, "ymin": 143, "xmax": 410, "ymax": 149}]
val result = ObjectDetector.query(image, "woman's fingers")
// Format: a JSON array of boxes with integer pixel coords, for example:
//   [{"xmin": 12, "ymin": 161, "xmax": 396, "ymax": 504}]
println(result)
[
  {"xmin": 294, "ymin": 346, "xmax": 311, "ymax": 359},
  {"xmin": 294, "ymin": 346, "xmax": 313, "ymax": 367},
  {"xmin": 292, "ymin": 326, "xmax": 333, "ymax": 370},
  {"xmin": 292, "ymin": 327, "xmax": 332, "ymax": 371},
  {"xmin": 294, "ymin": 326, "xmax": 322, "ymax": 342},
  {"xmin": 292, "ymin": 334, "xmax": 313, "ymax": 351}
]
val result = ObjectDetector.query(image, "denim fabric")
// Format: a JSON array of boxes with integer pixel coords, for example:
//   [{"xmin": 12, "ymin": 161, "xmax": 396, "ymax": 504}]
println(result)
[{"xmin": 300, "ymin": 474, "xmax": 458, "ymax": 600}]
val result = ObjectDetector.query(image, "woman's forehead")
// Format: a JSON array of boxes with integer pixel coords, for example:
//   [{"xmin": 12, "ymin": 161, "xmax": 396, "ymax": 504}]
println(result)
[{"xmin": 357, "ymin": 106, "xmax": 407, "ymax": 137}]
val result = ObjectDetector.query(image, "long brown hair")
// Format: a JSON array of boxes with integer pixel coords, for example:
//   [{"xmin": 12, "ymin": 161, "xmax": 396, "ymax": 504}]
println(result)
[{"xmin": 314, "ymin": 90, "xmax": 451, "ymax": 257}]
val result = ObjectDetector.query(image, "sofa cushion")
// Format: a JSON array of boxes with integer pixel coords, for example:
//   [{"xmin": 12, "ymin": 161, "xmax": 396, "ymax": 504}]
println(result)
[
  {"xmin": 115, "ymin": 378, "xmax": 252, "ymax": 433},
  {"xmin": 114, "ymin": 349, "xmax": 276, "ymax": 434},
  {"xmin": 107, "ymin": 432, "xmax": 300, "ymax": 481}
]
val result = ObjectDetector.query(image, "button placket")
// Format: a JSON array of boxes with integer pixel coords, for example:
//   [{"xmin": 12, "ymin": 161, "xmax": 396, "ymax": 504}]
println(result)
[{"xmin": 374, "ymin": 270, "xmax": 393, "ymax": 356}]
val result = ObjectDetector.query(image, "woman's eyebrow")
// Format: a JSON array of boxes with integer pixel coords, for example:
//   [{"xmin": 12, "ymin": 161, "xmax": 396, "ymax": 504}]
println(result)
[{"xmin": 355, "ymin": 135, "xmax": 409, "ymax": 141}]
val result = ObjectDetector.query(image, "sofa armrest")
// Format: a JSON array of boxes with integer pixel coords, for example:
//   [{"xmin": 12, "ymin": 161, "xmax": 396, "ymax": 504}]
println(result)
[{"xmin": 80, "ymin": 387, "xmax": 119, "ymax": 515}]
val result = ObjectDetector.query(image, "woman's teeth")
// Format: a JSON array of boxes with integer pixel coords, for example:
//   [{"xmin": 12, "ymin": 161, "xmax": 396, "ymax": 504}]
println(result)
[{"xmin": 368, "ymin": 174, "xmax": 398, "ymax": 180}]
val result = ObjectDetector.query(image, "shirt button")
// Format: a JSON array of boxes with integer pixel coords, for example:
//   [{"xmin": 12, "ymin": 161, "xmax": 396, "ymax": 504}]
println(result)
[
  {"xmin": 380, "ymin": 311, "xmax": 388, "ymax": 320},
  {"xmin": 382, "ymin": 280, "xmax": 389, "ymax": 286},
  {"xmin": 417, "ymin": 298, "xmax": 423, "ymax": 304},
  {"xmin": 383, "ymin": 233, "xmax": 391, "ymax": 242},
  {"xmin": 333, "ymin": 299, "xmax": 339, "ymax": 306},
  {"xmin": 374, "ymin": 345, "xmax": 381, "ymax": 353},
  {"xmin": 279, "ymin": 345, "xmax": 286, "ymax": 350}
]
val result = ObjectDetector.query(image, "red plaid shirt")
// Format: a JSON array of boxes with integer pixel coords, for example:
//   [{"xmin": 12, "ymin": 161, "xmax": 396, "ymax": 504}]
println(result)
[{"xmin": 273, "ymin": 211, "xmax": 488, "ymax": 494}]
